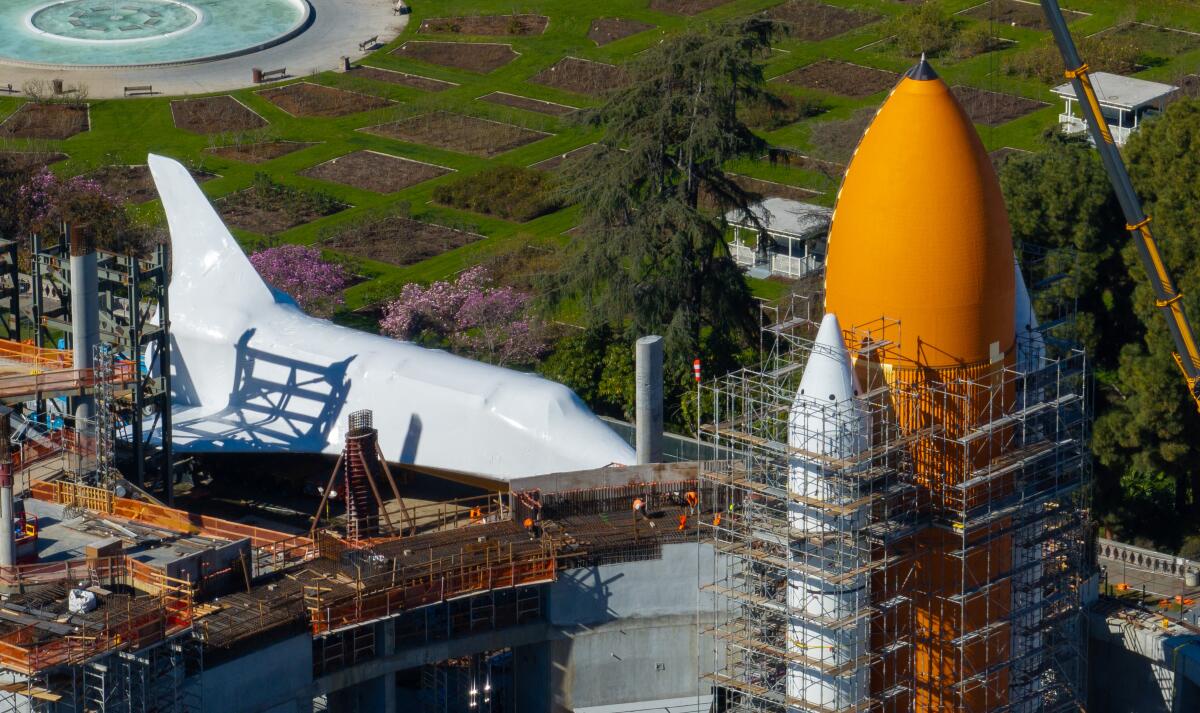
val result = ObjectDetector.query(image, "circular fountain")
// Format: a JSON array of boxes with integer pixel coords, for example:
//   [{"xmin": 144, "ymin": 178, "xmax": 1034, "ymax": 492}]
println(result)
[{"xmin": 0, "ymin": 0, "xmax": 310, "ymax": 67}]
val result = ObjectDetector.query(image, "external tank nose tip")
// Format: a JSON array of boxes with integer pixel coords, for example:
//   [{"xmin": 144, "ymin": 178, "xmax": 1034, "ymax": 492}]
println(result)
[{"xmin": 905, "ymin": 54, "xmax": 939, "ymax": 81}]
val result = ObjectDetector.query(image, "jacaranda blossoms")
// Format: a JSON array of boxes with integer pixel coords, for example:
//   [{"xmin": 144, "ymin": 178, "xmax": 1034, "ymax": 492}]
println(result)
[{"xmin": 250, "ymin": 245, "xmax": 349, "ymax": 316}]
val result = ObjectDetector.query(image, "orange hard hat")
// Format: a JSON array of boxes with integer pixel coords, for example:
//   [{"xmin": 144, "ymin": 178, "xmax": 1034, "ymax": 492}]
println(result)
[
  {"xmin": 685, "ymin": 491, "xmax": 698, "ymax": 504},
  {"xmin": 633, "ymin": 498, "xmax": 644, "ymax": 509},
  {"xmin": 523, "ymin": 517, "xmax": 533, "ymax": 528}
]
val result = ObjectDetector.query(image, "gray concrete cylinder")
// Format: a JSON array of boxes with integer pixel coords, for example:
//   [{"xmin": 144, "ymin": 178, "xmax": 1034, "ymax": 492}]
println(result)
[
  {"xmin": 635, "ymin": 336, "xmax": 664, "ymax": 465},
  {"xmin": 70, "ymin": 229, "xmax": 100, "ymax": 423}
]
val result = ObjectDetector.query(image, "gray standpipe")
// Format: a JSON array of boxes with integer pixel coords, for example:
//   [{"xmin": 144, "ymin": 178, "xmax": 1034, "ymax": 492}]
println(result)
[
  {"xmin": 0, "ymin": 406, "xmax": 13, "ymax": 568},
  {"xmin": 69, "ymin": 226, "xmax": 100, "ymax": 423},
  {"xmin": 635, "ymin": 336, "xmax": 664, "ymax": 465}
]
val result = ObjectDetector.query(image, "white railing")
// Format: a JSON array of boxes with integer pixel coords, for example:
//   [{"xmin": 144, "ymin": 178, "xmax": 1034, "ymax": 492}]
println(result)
[
  {"xmin": 1059, "ymin": 114, "xmax": 1134, "ymax": 146},
  {"xmin": 1097, "ymin": 537, "xmax": 1200, "ymax": 579},
  {"xmin": 770, "ymin": 253, "xmax": 819, "ymax": 278},
  {"xmin": 731, "ymin": 243, "xmax": 756, "ymax": 267}
]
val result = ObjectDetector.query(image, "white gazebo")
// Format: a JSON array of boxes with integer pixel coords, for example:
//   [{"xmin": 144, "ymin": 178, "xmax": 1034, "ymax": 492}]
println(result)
[
  {"xmin": 726, "ymin": 198, "xmax": 832, "ymax": 279},
  {"xmin": 1052, "ymin": 72, "xmax": 1178, "ymax": 146}
]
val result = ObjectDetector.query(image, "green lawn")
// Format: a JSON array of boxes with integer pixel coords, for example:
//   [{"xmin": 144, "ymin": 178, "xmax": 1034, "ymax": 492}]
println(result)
[{"xmin": 9, "ymin": 0, "xmax": 1200, "ymax": 316}]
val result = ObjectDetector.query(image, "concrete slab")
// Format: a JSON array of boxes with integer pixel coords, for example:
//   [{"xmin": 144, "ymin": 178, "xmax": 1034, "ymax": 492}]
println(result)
[{"xmin": 0, "ymin": 0, "xmax": 408, "ymax": 99}]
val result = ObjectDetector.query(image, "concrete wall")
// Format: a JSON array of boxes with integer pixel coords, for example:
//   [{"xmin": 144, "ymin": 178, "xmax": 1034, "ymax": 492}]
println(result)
[
  {"xmin": 202, "ymin": 632, "xmax": 313, "ymax": 713},
  {"xmin": 1086, "ymin": 609, "xmax": 1200, "ymax": 713}
]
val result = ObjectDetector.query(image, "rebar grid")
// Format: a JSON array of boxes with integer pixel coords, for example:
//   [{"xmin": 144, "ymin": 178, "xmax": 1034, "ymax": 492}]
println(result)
[{"xmin": 701, "ymin": 308, "xmax": 1091, "ymax": 713}]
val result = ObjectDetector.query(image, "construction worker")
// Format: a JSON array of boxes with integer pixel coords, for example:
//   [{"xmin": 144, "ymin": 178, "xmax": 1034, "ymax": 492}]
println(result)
[
  {"xmin": 632, "ymin": 497, "xmax": 655, "ymax": 529},
  {"xmin": 685, "ymin": 490, "xmax": 698, "ymax": 513},
  {"xmin": 523, "ymin": 517, "xmax": 540, "ymax": 540}
]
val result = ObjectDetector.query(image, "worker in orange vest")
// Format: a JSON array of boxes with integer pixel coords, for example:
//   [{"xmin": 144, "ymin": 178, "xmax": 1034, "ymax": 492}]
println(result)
[
  {"xmin": 523, "ymin": 517, "xmax": 540, "ymax": 540},
  {"xmin": 632, "ymin": 497, "xmax": 655, "ymax": 529},
  {"xmin": 685, "ymin": 491, "xmax": 698, "ymax": 513}
]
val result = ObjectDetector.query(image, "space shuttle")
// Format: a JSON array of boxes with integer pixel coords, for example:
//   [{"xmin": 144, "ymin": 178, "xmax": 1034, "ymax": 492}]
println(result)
[{"xmin": 146, "ymin": 154, "xmax": 633, "ymax": 479}]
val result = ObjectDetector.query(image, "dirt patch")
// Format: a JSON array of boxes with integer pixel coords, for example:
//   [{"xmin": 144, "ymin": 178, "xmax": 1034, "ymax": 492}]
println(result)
[
  {"xmin": 392, "ymin": 41, "xmax": 518, "ymax": 73},
  {"xmin": 205, "ymin": 141, "xmax": 319, "ymax": 164},
  {"xmin": 363, "ymin": 112, "xmax": 548, "ymax": 158},
  {"xmin": 258, "ymin": 83, "xmax": 393, "ymax": 118},
  {"xmin": 85, "ymin": 165, "xmax": 215, "ymax": 205},
  {"xmin": 216, "ymin": 177, "xmax": 347, "ymax": 236},
  {"xmin": 350, "ymin": 66, "xmax": 456, "ymax": 92},
  {"xmin": 0, "ymin": 151, "xmax": 67, "ymax": 172},
  {"xmin": 170, "ymin": 96, "xmax": 266, "ymax": 135},
  {"xmin": 807, "ymin": 107, "xmax": 876, "ymax": 163},
  {"xmin": 699, "ymin": 173, "xmax": 819, "ymax": 211},
  {"xmin": 530, "ymin": 144, "xmax": 601, "ymax": 172},
  {"xmin": 649, "ymin": 0, "xmax": 734, "ymax": 16},
  {"xmin": 324, "ymin": 216, "xmax": 480, "ymax": 267},
  {"xmin": 588, "ymin": 18, "xmax": 656, "ymax": 46},
  {"xmin": 530, "ymin": 57, "xmax": 630, "ymax": 96},
  {"xmin": 773, "ymin": 60, "xmax": 898, "ymax": 98},
  {"xmin": 418, "ymin": 14, "xmax": 548, "ymax": 36},
  {"xmin": 962, "ymin": 0, "xmax": 1086, "ymax": 30},
  {"xmin": 0, "ymin": 103, "xmax": 88, "ymax": 140},
  {"xmin": 1097, "ymin": 22, "xmax": 1200, "ymax": 64},
  {"xmin": 764, "ymin": 0, "xmax": 880, "ymax": 41},
  {"xmin": 1176, "ymin": 74, "xmax": 1200, "ymax": 99},
  {"xmin": 480, "ymin": 92, "xmax": 576, "ymax": 116},
  {"xmin": 300, "ymin": 151, "xmax": 451, "ymax": 194},
  {"xmin": 951, "ymin": 86, "xmax": 1047, "ymax": 126}
]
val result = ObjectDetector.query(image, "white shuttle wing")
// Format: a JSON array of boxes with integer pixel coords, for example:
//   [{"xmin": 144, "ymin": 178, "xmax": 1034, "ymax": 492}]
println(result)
[{"xmin": 146, "ymin": 154, "xmax": 633, "ymax": 479}]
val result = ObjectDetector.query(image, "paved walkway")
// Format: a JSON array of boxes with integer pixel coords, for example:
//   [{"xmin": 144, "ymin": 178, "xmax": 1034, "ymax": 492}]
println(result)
[{"xmin": 0, "ymin": 0, "xmax": 407, "ymax": 99}]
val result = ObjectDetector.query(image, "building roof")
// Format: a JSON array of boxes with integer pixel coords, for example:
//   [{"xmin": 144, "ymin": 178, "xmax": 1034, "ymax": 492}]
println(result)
[
  {"xmin": 725, "ymin": 197, "xmax": 832, "ymax": 238},
  {"xmin": 824, "ymin": 60, "xmax": 1015, "ymax": 367},
  {"xmin": 1052, "ymin": 72, "xmax": 1179, "ymax": 110}
]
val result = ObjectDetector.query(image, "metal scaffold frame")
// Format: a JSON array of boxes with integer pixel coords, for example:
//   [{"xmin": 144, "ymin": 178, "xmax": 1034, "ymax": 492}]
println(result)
[{"xmin": 700, "ymin": 293, "xmax": 1092, "ymax": 713}]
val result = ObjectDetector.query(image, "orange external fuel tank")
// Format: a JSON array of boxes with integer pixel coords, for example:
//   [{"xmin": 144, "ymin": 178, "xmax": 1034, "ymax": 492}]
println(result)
[{"xmin": 823, "ymin": 59, "xmax": 1017, "ymax": 713}]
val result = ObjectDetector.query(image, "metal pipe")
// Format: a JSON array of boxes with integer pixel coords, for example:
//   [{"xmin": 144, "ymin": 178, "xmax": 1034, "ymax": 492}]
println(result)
[
  {"xmin": 0, "ymin": 406, "xmax": 13, "ymax": 568},
  {"xmin": 69, "ymin": 226, "xmax": 99, "ymax": 423},
  {"xmin": 634, "ymin": 335, "xmax": 664, "ymax": 464}
]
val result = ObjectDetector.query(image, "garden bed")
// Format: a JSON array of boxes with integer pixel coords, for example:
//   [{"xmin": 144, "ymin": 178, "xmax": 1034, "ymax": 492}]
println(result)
[
  {"xmin": 530, "ymin": 57, "xmax": 630, "ymax": 96},
  {"xmin": 205, "ymin": 141, "xmax": 318, "ymax": 164},
  {"xmin": 299, "ymin": 151, "xmax": 451, "ymax": 194},
  {"xmin": 479, "ymin": 92, "xmax": 576, "ymax": 116},
  {"xmin": 1095, "ymin": 22, "xmax": 1200, "ymax": 64},
  {"xmin": 86, "ymin": 165, "xmax": 214, "ymax": 205},
  {"xmin": 588, "ymin": 18, "xmax": 656, "ymax": 46},
  {"xmin": 324, "ymin": 216, "xmax": 481, "ymax": 267},
  {"xmin": 0, "ymin": 151, "xmax": 66, "ymax": 172},
  {"xmin": 391, "ymin": 41, "xmax": 518, "ymax": 73},
  {"xmin": 418, "ymin": 14, "xmax": 548, "ymax": 36},
  {"xmin": 768, "ymin": 149, "xmax": 845, "ymax": 181},
  {"xmin": 950, "ymin": 86, "xmax": 1046, "ymax": 126},
  {"xmin": 961, "ymin": 0, "xmax": 1086, "ymax": 30},
  {"xmin": 773, "ymin": 60, "xmax": 898, "ymax": 98},
  {"xmin": 433, "ymin": 165, "xmax": 560, "ymax": 222},
  {"xmin": 649, "ymin": 0, "xmax": 734, "ymax": 16},
  {"xmin": 806, "ymin": 107, "xmax": 877, "ymax": 163},
  {"xmin": 216, "ymin": 176, "xmax": 347, "ymax": 235},
  {"xmin": 258, "ymin": 83, "xmax": 393, "ymax": 118},
  {"xmin": 170, "ymin": 96, "xmax": 266, "ymax": 135},
  {"xmin": 363, "ymin": 112, "xmax": 549, "ymax": 158},
  {"xmin": 350, "ymin": 66, "xmax": 456, "ymax": 91},
  {"xmin": 764, "ymin": 0, "xmax": 880, "ymax": 41},
  {"xmin": 0, "ymin": 103, "xmax": 88, "ymax": 140}
]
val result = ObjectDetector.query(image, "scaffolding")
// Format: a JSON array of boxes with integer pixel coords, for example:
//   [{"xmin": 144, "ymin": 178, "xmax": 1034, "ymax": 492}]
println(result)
[{"xmin": 700, "ymin": 301, "xmax": 1091, "ymax": 713}]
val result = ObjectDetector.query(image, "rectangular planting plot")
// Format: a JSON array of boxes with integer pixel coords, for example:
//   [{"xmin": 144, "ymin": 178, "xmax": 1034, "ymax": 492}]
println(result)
[
  {"xmin": 258, "ymin": 83, "xmax": 394, "ymax": 118},
  {"xmin": 961, "ymin": 0, "xmax": 1087, "ymax": 30},
  {"xmin": 1097, "ymin": 22, "xmax": 1200, "ymax": 64},
  {"xmin": 530, "ymin": 143, "xmax": 601, "ymax": 172},
  {"xmin": 363, "ymin": 112, "xmax": 549, "ymax": 158},
  {"xmin": 589, "ymin": 18, "xmax": 656, "ymax": 46},
  {"xmin": 765, "ymin": 0, "xmax": 881, "ymax": 41},
  {"xmin": 171, "ymin": 96, "xmax": 266, "ymax": 134},
  {"xmin": 350, "ymin": 66, "xmax": 457, "ymax": 91},
  {"xmin": 774, "ymin": 60, "xmax": 899, "ymax": 98},
  {"xmin": 649, "ymin": 0, "xmax": 735, "ymax": 16},
  {"xmin": 0, "ymin": 103, "xmax": 88, "ymax": 140},
  {"xmin": 300, "ymin": 150, "xmax": 451, "ymax": 194},
  {"xmin": 951, "ymin": 86, "xmax": 1047, "ymax": 127},
  {"xmin": 392, "ymin": 41, "xmax": 518, "ymax": 73},
  {"xmin": 418, "ymin": 15, "xmax": 548, "ymax": 36},
  {"xmin": 530, "ymin": 57, "xmax": 630, "ymax": 96},
  {"xmin": 479, "ymin": 92, "xmax": 576, "ymax": 116},
  {"xmin": 324, "ymin": 216, "xmax": 481, "ymax": 267},
  {"xmin": 205, "ymin": 141, "xmax": 319, "ymax": 164},
  {"xmin": 0, "ymin": 151, "xmax": 67, "ymax": 172},
  {"xmin": 217, "ymin": 178, "xmax": 347, "ymax": 236},
  {"xmin": 86, "ymin": 165, "xmax": 215, "ymax": 205}
]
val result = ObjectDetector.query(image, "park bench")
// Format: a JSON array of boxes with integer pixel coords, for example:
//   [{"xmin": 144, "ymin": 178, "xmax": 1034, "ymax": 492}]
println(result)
[
  {"xmin": 123, "ymin": 85, "xmax": 153, "ymax": 97},
  {"xmin": 394, "ymin": 1, "xmax": 409, "ymax": 14},
  {"xmin": 0, "ymin": 84, "xmax": 14, "ymax": 94},
  {"xmin": 256, "ymin": 68, "xmax": 287, "ymax": 83},
  {"xmin": 358, "ymin": 36, "xmax": 379, "ymax": 52}
]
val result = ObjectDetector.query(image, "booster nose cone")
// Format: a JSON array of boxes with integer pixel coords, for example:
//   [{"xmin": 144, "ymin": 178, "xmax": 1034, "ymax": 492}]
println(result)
[
  {"xmin": 788, "ymin": 313, "xmax": 869, "ymax": 458},
  {"xmin": 823, "ymin": 58, "xmax": 1015, "ymax": 367}
]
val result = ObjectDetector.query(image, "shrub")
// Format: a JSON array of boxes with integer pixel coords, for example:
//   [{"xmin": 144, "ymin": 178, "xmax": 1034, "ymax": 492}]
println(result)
[
  {"xmin": 249, "ymin": 245, "xmax": 349, "ymax": 316},
  {"xmin": 952, "ymin": 24, "xmax": 1002, "ymax": 60},
  {"xmin": 1005, "ymin": 37, "xmax": 1139, "ymax": 83},
  {"xmin": 886, "ymin": 4, "xmax": 959, "ymax": 58},
  {"xmin": 739, "ymin": 91, "xmax": 829, "ymax": 130},
  {"xmin": 249, "ymin": 172, "xmax": 343, "ymax": 219},
  {"xmin": 433, "ymin": 165, "xmax": 561, "ymax": 222}
]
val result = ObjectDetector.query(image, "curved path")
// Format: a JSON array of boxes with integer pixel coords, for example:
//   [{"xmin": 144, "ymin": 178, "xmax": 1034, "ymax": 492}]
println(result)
[{"xmin": 0, "ymin": 0, "xmax": 406, "ymax": 99}]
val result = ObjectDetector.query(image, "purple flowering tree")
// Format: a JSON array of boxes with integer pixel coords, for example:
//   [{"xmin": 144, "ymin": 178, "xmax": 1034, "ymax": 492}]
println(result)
[
  {"xmin": 380, "ymin": 266, "xmax": 546, "ymax": 366},
  {"xmin": 249, "ymin": 245, "xmax": 349, "ymax": 317},
  {"xmin": 17, "ymin": 169, "xmax": 141, "ymax": 252}
]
